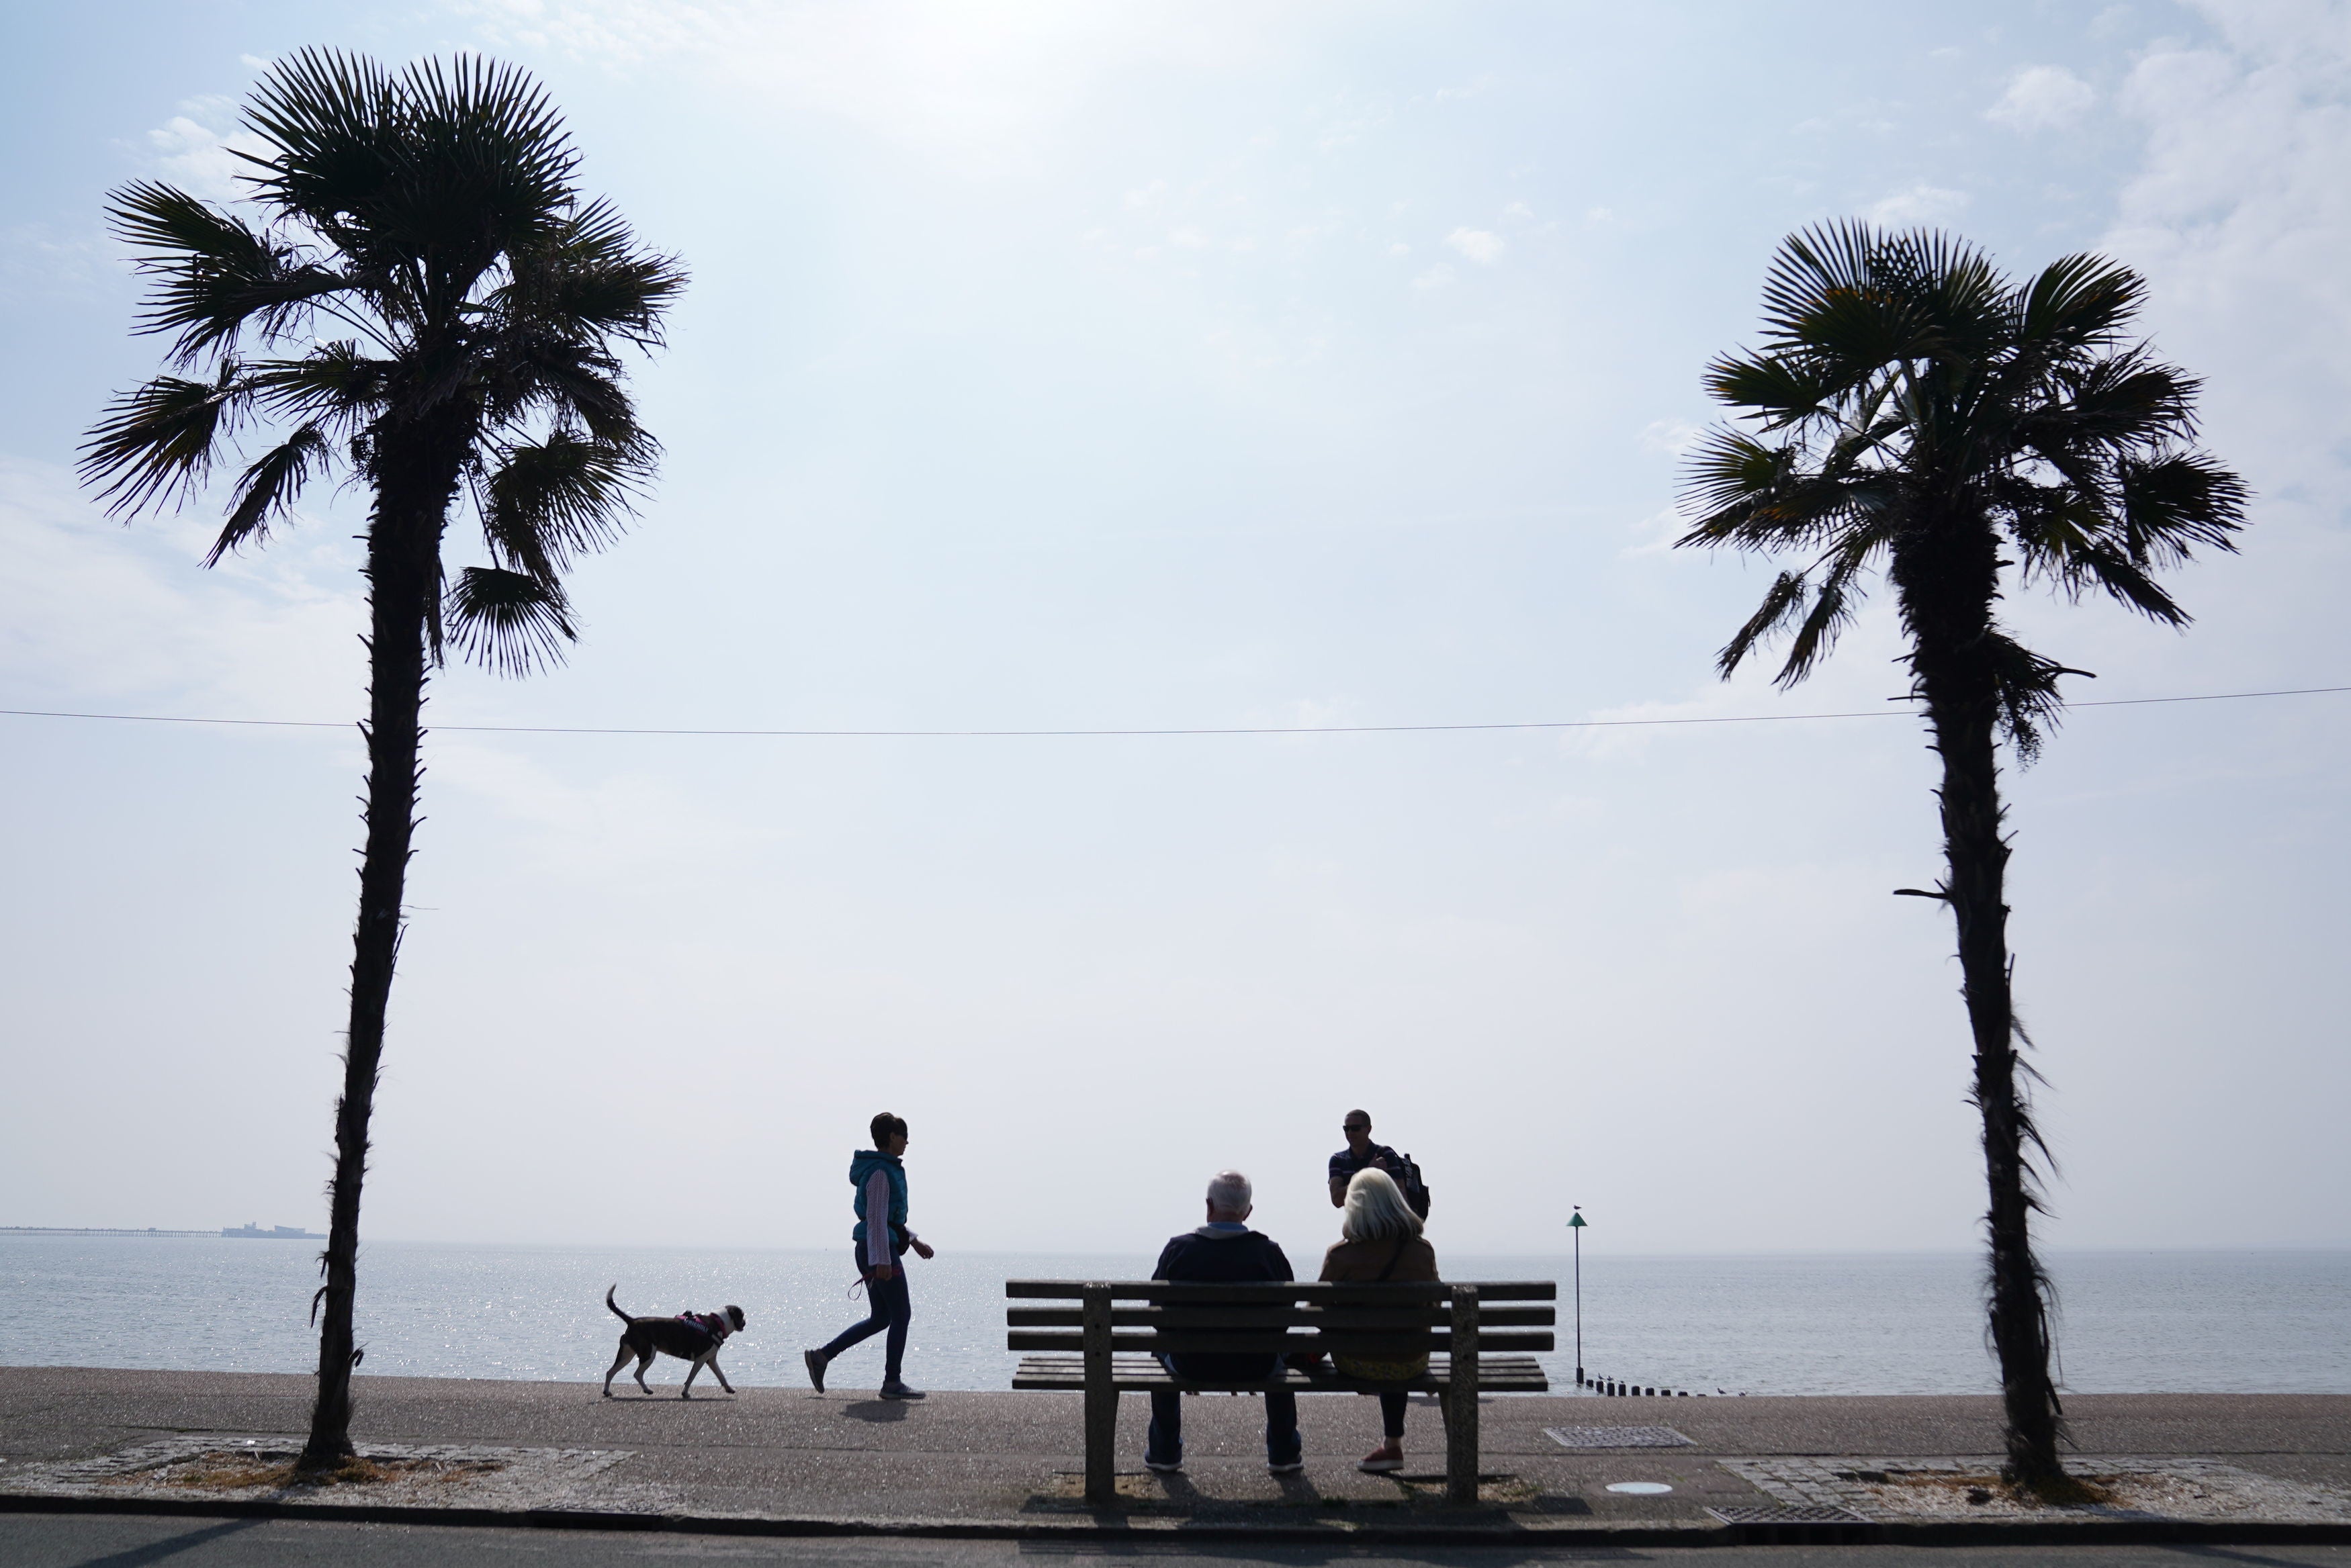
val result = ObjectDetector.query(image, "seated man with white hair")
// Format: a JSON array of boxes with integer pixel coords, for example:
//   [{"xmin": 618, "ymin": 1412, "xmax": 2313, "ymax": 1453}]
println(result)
[{"xmin": 1143, "ymin": 1169, "xmax": 1302, "ymax": 1475}]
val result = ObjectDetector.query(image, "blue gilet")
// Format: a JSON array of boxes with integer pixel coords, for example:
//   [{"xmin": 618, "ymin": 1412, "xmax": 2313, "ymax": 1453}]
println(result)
[{"xmin": 848, "ymin": 1148, "xmax": 909, "ymax": 1253}]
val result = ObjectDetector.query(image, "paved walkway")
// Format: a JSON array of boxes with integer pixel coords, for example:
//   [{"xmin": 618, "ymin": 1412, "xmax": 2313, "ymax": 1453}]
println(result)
[
  {"xmin": 11, "ymin": 1516, "xmax": 2351, "ymax": 1568},
  {"xmin": 3, "ymin": 1368, "xmax": 2347, "ymax": 1538}
]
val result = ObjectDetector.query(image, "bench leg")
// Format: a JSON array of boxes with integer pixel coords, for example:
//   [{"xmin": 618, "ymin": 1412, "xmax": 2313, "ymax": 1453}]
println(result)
[
  {"xmin": 1446, "ymin": 1285, "xmax": 1481, "ymax": 1504},
  {"xmin": 1081, "ymin": 1283, "xmax": 1116, "ymax": 1506},
  {"xmin": 1442, "ymin": 1384, "xmax": 1480, "ymax": 1502},
  {"xmin": 1083, "ymin": 1381, "xmax": 1117, "ymax": 1505}
]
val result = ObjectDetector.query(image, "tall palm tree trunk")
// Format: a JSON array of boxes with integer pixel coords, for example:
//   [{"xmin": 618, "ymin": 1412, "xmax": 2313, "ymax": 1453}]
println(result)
[
  {"xmin": 1901, "ymin": 520, "xmax": 2065, "ymax": 1490},
  {"xmin": 1931, "ymin": 687, "xmax": 2062, "ymax": 1485},
  {"xmin": 303, "ymin": 423, "xmax": 461, "ymax": 1467}
]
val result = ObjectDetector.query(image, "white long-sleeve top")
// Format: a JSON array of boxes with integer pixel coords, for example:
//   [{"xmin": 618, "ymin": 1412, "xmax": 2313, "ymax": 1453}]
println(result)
[{"xmin": 863, "ymin": 1168, "xmax": 895, "ymax": 1268}]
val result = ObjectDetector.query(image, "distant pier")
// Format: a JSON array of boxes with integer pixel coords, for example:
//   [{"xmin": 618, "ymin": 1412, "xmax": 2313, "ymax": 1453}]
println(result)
[
  {"xmin": 0, "ymin": 1226, "xmax": 214, "ymax": 1238},
  {"xmin": 1, "ymin": 1224, "xmax": 320, "ymax": 1240}
]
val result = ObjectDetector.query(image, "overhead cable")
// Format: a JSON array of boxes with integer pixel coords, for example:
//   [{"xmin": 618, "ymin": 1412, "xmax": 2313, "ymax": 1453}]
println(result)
[{"xmin": 0, "ymin": 684, "xmax": 2344, "ymax": 739}]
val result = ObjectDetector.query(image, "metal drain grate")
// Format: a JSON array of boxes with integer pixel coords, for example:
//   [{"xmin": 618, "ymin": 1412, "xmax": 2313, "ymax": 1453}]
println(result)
[
  {"xmin": 1544, "ymin": 1425, "xmax": 1694, "ymax": 1449},
  {"xmin": 1708, "ymin": 1505, "xmax": 1872, "ymax": 1526},
  {"xmin": 1707, "ymin": 1503, "xmax": 1879, "ymax": 1542}
]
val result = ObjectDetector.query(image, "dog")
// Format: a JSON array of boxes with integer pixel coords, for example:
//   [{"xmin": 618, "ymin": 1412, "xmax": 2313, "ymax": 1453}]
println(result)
[{"xmin": 603, "ymin": 1285, "xmax": 747, "ymax": 1398}]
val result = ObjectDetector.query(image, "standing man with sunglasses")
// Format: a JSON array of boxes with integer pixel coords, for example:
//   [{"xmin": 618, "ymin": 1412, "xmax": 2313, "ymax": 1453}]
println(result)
[{"xmin": 1328, "ymin": 1110, "xmax": 1410, "ymax": 1208}]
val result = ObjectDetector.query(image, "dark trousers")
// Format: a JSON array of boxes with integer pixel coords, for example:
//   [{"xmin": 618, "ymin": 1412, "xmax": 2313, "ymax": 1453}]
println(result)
[
  {"xmin": 1378, "ymin": 1390, "xmax": 1409, "ymax": 1438},
  {"xmin": 819, "ymin": 1247, "xmax": 910, "ymax": 1381},
  {"xmin": 1145, "ymin": 1357, "xmax": 1300, "ymax": 1467}
]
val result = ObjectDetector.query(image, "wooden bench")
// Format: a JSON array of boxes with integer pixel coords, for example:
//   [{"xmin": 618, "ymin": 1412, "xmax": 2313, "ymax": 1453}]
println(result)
[{"xmin": 1007, "ymin": 1279, "xmax": 1554, "ymax": 1504}]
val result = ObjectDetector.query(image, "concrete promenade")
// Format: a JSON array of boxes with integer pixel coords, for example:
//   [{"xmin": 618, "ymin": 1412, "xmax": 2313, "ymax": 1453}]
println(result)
[{"xmin": 3, "ymin": 1368, "xmax": 2348, "ymax": 1544}]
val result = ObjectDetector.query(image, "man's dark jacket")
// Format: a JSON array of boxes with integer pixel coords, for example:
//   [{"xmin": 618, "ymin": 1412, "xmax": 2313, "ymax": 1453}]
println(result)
[{"xmin": 1152, "ymin": 1226, "xmax": 1294, "ymax": 1382}]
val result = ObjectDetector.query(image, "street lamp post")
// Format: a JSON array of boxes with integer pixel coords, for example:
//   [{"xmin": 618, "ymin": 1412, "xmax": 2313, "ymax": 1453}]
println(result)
[{"xmin": 1567, "ymin": 1205, "xmax": 1587, "ymax": 1387}]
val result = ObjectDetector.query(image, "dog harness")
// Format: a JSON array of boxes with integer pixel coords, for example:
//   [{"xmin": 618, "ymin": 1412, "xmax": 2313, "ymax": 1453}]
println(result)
[{"xmin": 674, "ymin": 1311, "xmax": 727, "ymax": 1344}]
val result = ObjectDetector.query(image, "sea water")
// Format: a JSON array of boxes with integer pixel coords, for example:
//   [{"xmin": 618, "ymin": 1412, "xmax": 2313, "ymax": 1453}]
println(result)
[{"xmin": 1, "ymin": 1237, "xmax": 2344, "ymax": 1395}]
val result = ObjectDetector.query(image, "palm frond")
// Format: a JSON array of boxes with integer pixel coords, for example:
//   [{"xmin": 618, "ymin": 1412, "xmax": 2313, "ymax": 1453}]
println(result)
[
  {"xmin": 1821, "ymin": 403, "xmax": 1906, "ymax": 471},
  {"xmin": 1994, "ymin": 471, "xmax": 2102, "ymax": 565},
  {"xmin": 1715, "ymin": 571, "xmax": 1810, "ymax": 678},
  {"xmin": 1677, "ymin": 428, "xmax": 1795, "ymax": 531},
  {"xmin": 1702, "ymin": 351, "xmax": 1836, "ymax": 426},
  {"xmin": 2066, "ymin": 539, "xmax": 2186, "ymax": 623},
  {"xmin": 240, "ymin": 49, "xmax": 401, "ymax": 238},
  {"xmin": 209, "ymin": 423, "xmax": 332, "ymax": 563},
  {"xmin": 479, "ymin": 430, "xmax": 649, "ymax": 575},
  {"xmin": 80, "ymin": 367, "xmax": 253, "ymax": 517},
  {"xmin": 492, "ymin": 197, "xmax": 689, "ymax": 352},
  {"xmin": 444, "ymin": 565, "xmax": 577, "ymax": 677},
  {"xmin": 398, "ymin": 52, "xmax": 576, "ymax": 214},
  {"xmin": 107, "ymin": 182, "xmax": 348, "ymax": 364},
  {"xmin": 2013, "ymin": 251, "xmax": 2145, "ymax": 357},
  {"xmin": 109, "ymin": 179, "xmax": 271, "ymax": 259},
  {"xmin": 1979, "ymin": 631, "xmax": 2080, "ymax": 763},
  {"xmin": 1774, "ymin": 541, "xmax": 1877, "ymax": 685},
  {"xmin": 2117, "ymin": 451, "xmax": 2248, "ymax": 564},
  {"xmin": 249, "ymin": 341, "xmax": 392, "ymax": 428},
  {"xmin": 1677, "ymin": 428, "xmax": 1890, "ymax": 555},
  {"xmin": 2002, "ymin": 483, "xmax": 2189, "ymax": 625},
  {"xmin": 1879, "ymin": 228, "xmax": 2010, "ymax": 361},
  {"xmin": 2024, "ymin": 349, "xmax": 2196, "ymax": 455},
  {"xmin": 482, "ymin": 334, "xmax": 639, "ymax": 441},
  {"xmin": 1758, "ymin": 220, "xmax": 1878, "ymax": 335},
  {"xmin": 1757, "ymin": 221, "xmax": 1953, "ymax": 382}
]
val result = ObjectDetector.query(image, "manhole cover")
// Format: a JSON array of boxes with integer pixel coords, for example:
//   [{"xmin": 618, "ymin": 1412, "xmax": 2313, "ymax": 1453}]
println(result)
[
  {"xmin": 1545, "ymin": 1425, "xmax": 1694, "ymax": 1449},
  {"xmin": 1708, "ymin": 1505, "xmax": 1872, "ymax": 1526}
]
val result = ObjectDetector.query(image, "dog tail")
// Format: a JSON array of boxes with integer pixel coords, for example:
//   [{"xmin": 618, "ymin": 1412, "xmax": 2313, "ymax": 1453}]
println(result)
[{"xmin": 605, "ymin": 1285, "xmax": 631, "ymax": 1324}]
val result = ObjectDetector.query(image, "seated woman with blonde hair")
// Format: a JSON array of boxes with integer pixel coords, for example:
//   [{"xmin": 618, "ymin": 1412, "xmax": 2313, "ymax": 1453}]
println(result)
[{"xmin": 1319, "ymin": 1166, "xmax": 1438, "ymax": 1473}]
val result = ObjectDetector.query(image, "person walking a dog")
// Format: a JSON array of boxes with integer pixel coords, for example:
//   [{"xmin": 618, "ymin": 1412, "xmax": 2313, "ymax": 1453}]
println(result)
[{"xmin": 803, "ymin": 1111, "xmax": 933, "ymax": 1400}]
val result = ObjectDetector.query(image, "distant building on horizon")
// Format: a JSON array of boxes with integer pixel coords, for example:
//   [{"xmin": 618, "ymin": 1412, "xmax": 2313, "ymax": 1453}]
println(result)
[{"xmin": 222, "ymin": 1223, "xmax": 318, "ymax": 1240}]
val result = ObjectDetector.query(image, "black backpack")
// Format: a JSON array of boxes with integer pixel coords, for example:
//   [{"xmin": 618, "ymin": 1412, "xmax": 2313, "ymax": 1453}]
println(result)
[{"xmin": 1396, "ymin": 1152, "xmax": 1432, "ymax": 1219}]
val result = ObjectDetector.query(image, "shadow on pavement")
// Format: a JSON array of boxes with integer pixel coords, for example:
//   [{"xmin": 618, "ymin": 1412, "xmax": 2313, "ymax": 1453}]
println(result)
[
  {"xmin": 71, "ymin": 1517, "xmax": 265, "ymax": 1567},
  {"xmin": 840, "ymin": 1400, "xmax": 912, "ymax": 1423}
]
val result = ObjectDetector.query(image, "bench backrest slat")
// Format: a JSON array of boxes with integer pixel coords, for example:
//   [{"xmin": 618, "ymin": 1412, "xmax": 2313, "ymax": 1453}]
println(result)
[
  {"xmin": 1004, "ymin": 1277, "xmax": 1555, "ymax": 1365},
  {"xmin": 1006, "ymin": 1305, "xmax": 1555, "ymax": 1329},
  {"xmin": 1004, "ymin": 1279, "xmax": 1555, "ymax": 1301}
]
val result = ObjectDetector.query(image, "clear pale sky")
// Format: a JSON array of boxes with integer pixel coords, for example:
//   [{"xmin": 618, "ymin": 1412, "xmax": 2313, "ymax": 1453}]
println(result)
[{"xmin": 3, "ymin": 1, "xmax": 2345, "ymax": 1258}]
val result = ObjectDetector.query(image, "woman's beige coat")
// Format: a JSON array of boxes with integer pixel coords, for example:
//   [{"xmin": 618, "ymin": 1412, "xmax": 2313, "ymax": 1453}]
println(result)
[{"xmin": 1318, "ymin": 1235, "xmax": 1439, "ymax": 1379}]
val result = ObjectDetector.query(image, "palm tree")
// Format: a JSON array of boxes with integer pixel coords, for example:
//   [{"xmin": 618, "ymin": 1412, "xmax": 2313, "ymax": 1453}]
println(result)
[
  {"xmin": 81, "ymin": 49, "xmax": 684, "ymax": 1467},
  {"xmin": 1679, "ymin": 222, "xmax": 2245, "ymax": 1489}
]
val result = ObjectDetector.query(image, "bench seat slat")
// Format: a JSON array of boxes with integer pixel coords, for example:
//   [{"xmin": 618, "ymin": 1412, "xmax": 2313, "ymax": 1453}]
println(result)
[
  {"xmin": 1006, "ymin": 1305, "xmax": 1556, "ymax": 1330},
  {"xmin": 1010, "ymin": 1352, "xmax": 1550, "ymax": 1393}
]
